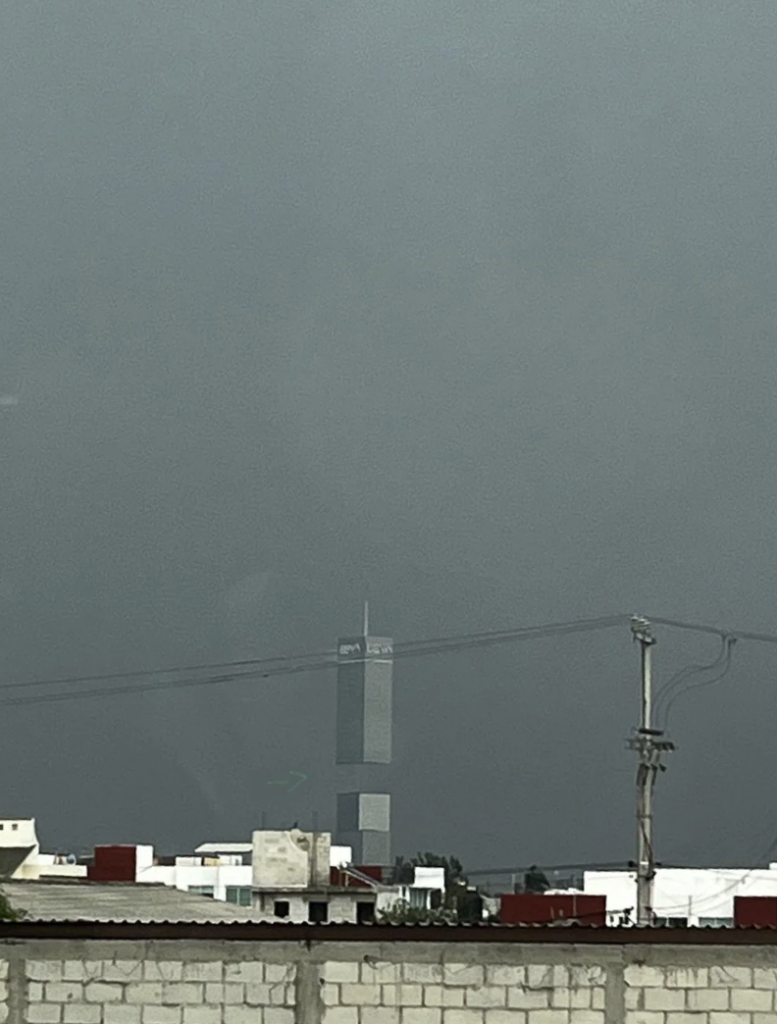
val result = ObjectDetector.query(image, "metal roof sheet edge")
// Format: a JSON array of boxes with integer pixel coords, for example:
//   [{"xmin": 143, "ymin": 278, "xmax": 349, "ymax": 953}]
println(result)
[{"xmin": 3, "ymin": 921, "xmax": 777, "ymax": 943}]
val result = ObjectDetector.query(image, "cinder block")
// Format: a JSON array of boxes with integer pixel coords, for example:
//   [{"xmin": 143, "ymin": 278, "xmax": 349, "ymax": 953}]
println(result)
[
  {"xmin": 183, "ymin": 1009, "xmax": 219, "ymax": 1024},
  {"xmin": 507, "ymin": 991, "xmax": 549, "ymax": 1010},
  {"xmin": 27, "ymin": 962, "xmax": 64, "ymax": 983},
  {"xmin": 591, "ymin": 991, "xmax": 604, "ymax": 1011},
  {"xmin": 266, "ymin": 1012, "xmax": 294, "ymax": 1024},
  {"xmin": 710, "ymin": 1014, "xmax": 750, "ymax": 1024},
  {"xmin": 0, "ymin": 1007, "xmax": 8, "ymax": 1024},
  {"xmin": 383, "ymin": 986, "xmax": 423, "ymax": 1007},
  {"xmin": 273, "ymin": 983, "xmax": 295, "ymax": 1006},
  {"xmin": 45, "ymin": 983, "xmax": 84, "ymax": 1003},
  {"xmin": 404, "ymin": 966, "xmax": 443, "ymax": 984},
  {"xmin": 550, "ymin": 989, "xmax": 570, "ymax": 1009},
  {"xmin": 161, "ymin": 983, "xmax": 204, "ymax": 1005},
  {"xmin": 665, "ymin": 968, "xmax": 708, "ymax": 989},
  {"xmin": 486, "ymin": 969, "xmax": 525, "ymax": 988},
  {"xmin": 63, "ymin": 962, "xmax": 93, "ymax": 983},
  {"xmin": 324, "ymin": 1010, "xmax": 359, "ymax": 1024},
  {"xmin": 485, "ymin": 1011, "xmax": 528, "ymax": 1024},
  {"xmin": 754, "ymin": 1015, "xmax": 777, "ymax": 1024},
  {"xmin": 710, "ymin": 967, "xmax": 753, "ymax": 988},
  {"xmin": 442, "ymin": 1010, "xmax": 483, "ymax": 1024},
  {"xmin": 401, "ymin": 1010, "xmax": 442, "ymax": 1024},
  {"xmin": 325, "ymin": 964, "xmax": 361, "ymax": 985},
  {"xmin": 644, "ymin": 989, "xmax": 684, "ymax": 1011},
  {"xmin": 204, "ymin": 983, "xmax": 225, "ymax": 1003},
  {"xmin": 624, "ymin": 966, "xmax": 664, "ymax": 988},
  {"xmin": 63, "ymin": 1008, "xmax": 101, "ymax": 1024},
  {"xmin": 27, "ymin": 1007, "xmax": 62, "ymax": 1024},
  {"xmin": 731, "ymin": 989, "xmax": 773, "ymax": 1012},
  {"xmin": 686, "ymin": 990, "xmax": 728, "ymax": 1011},
  {"xmin": 570, "ymin": 990, "xmax": 591, "ymax": 1010},
  {"xmin": 753, "ymin": 968, "xmax": 777, "ymax": 989},
  {"xmin": 569, "ymin": 968, "xmax": 605, "ymax": 989},
  {"xmin": 224, "ymin": 1010, "xmax": 265, "ymax": 1024},
  {"xmin": 145, "ymin": 963, "xmax": 184, "ymax": 983},
  {"xmin": 322, "ymin": 984, "xmax": 340, "ymax": 1006},
  {"xmin": 624, "ymin": 1014, "xmax": 666, "ymax": 1024},
  {"xmin": 266, "ymin": 966, "xmax": 296, "ymax": 983},
  {"xmin": 524, "ymin": 1011, "xmax": 567, "ymax": 1024},
  {"xmin": 84, "ymin": 982, "xmax": 124, "ymax": 1003},
  {"xmin": 0, "ymin": 962, "xmax": 7, "ymax": 980},
  {"xmin": 126, "ymin": 983, "xmax": 165, "ymax": 1004},
  {"xmin": 569, "ymin": 1013, "xmax": 604, "ymax": 1024},
  {"xmin": 223, "ymin": 984, "xmax": 247, "ymax": 1004},
  {"xmin": 362, "ymin": 1011, "xmax": 401, "ymax": 1024},
  {"xmin": 29, "ymin": 983, "xmax": 45, "ymax": 1002},
  {"xmin": 103, "ymin": 1008, "xmax": 142, "ymax": 1024},
  {"xmin": 341, "ymin": 985, "xmax": 382, "ymax": 1006},
  {"xmin": 245, "ymin": 984, "xmax": 274, "ymax": 1006},
  {"xmin": 441, "ymin": 992, "xmax": 465, "ymax": 1008},
  {"xmin": 465, "ymin": 988, "xmax": 507, "ymax": 1009},
  {"xmin": 227, "ymin": 964, "xmax": 265, "ymax": 984},
  {"xmin": 102, "ymin": 962, "xmax": 144, "ymax": 983},
  {"xmin": 362, "ymin": 963, "xmax": 401, "ymax": 984},
  {"xmin": 665, "ymin": 1016, "xmax": 701, "ymax": 1024},
  {"xmin": 444, "ymin": 966, "xmax": 485, "ymax": 988},
  {"xmin": 142, "ymin": 1009, "xmax": 183, "ymax": 1024},
  {"xmin": 183, "ymin": 962, "xmax": 223, "ymax": 983}
]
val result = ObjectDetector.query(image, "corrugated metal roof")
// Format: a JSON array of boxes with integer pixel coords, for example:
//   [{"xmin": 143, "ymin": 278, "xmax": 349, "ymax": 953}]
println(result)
[{"xmin": 0, "ymin": 879, "xmax": 254, "ymax": 923}]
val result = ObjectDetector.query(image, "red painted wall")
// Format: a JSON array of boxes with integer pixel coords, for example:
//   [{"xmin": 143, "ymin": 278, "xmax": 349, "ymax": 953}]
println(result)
[
  {"xmin": 500, "ymin": 893, "xmax": 606, "ymax": 926},
  {"xmin": 734, "ymin": 896, "xmax": 777, "ymax": 928},
  {"xmin": 87, "ymin": 845, "xmax": 138, "ymax": 882}
]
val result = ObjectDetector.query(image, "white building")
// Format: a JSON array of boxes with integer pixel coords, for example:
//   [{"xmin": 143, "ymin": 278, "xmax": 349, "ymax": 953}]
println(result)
[
  {"xmin": 250, "ymin": 828, "xmax": 446, "ymax": 923},
  {"xmin": 584, "ymin": 866, "xmax": 777, "ymax": 927},
  {"xmin": 93, "ymin": 837, "xmax": 354, "ymax": 907},
  {"xmin": 0, "ymin": 819, "xmax": 86, "ymax": 881}
]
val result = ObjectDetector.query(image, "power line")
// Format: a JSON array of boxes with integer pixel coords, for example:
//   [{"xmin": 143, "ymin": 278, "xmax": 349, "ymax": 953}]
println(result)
[
  {"xmin": 0, "ymin": 648, "xmax": 334, "ymax": 692},
  {"xmin": 3, "ymin": 610, "xmax": 777, "ymax": 711},
  {"xmin": 0, "ymin": 614, "xmax": 628, "ymax": 709}
]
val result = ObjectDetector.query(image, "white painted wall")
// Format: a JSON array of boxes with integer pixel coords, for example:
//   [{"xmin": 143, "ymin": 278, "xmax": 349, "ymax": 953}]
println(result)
[{"xmin": 584, "ymin": 866, "xmax": 777, "ymax": 925}]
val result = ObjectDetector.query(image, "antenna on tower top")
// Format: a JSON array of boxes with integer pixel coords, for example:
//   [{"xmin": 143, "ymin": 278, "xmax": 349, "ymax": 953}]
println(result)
[{"xmin": 363, "ymin": 600, "xmax": 369, "ymax": 637}]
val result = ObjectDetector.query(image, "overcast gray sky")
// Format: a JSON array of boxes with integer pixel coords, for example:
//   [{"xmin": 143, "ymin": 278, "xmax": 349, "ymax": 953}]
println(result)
[{"xmin": 2, "ymin": 0, "xmax": 777, "ymax": 873}]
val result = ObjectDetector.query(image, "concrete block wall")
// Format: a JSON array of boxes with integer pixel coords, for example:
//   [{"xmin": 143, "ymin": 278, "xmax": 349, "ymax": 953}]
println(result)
[{"xmin": 2, "ymin": 934, "xmax": 777, "ymax": 1024}]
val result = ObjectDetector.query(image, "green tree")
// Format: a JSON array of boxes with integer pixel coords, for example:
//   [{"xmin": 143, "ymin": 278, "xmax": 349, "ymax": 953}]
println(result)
[
  {"xmin": 389, "ymin": 853, "xmax": 481, "ymax": 923},
  {"xmin": 0, "ymin": 887, "xmax": 23, "ymax": 921},
  {"xmin": 376, "ymin": 899, "xmax": 455, "ymax": 925}
]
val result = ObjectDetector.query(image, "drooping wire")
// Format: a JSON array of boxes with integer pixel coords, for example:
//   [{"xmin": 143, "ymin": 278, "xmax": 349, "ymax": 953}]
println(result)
[
  {"xmin": 651, "ymin": 635, "xmax": 730, "ymax": 727},
  {"xmin": 662, "ymin": 637, "xmax": 737, "ymax": 732}
]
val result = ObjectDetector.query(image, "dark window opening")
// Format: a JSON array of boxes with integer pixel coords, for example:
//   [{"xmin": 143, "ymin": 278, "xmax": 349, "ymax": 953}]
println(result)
[
  {"xmin": 654, "ymin": 916, "xmax": 688, "ymax": 928},
  {"xmin": 274, "ymin": 901, "xmax": 290, "ymax": 919},
  {"xmin": 308, "ymin": 900, "xmax": 329, "ymax": 923},
  {"xmin": 356, "ymin": 902, "xmax": 375, "ymax": 924}
]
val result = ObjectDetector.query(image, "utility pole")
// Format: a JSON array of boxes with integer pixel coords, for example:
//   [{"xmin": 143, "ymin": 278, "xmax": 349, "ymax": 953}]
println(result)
[{"xmin": 628, "ymin": 616, "xmax": 675, "ymax": 926}]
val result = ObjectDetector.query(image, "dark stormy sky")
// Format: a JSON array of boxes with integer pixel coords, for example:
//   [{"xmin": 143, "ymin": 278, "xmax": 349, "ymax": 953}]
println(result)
[{"xmin": 2, "ymin": 0, "xmax": 777, "ymax": 874}]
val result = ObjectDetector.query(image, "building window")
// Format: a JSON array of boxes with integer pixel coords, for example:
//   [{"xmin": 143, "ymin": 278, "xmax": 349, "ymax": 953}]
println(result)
[
  {"xmin": 188, "ymin": 886, "xmax": 215, "ymax": 898},
  {"xmin": 226, "ymin": 887, "xmax": 252, "ymax": 907},
  {"xmin": 274, "ymin": 901, "xmax": 290, "ymax": 919},
  {"xmin": 308, "ymin": 901, "xmax": 329, "ymax": 924},
  {"xmin": 356, "ymin": 902, "xmax": 375, "ymax": 924},
  {"xmin": 698, "ymin": 917, "xmax": 733, "ymax": 928},
  {"xmin": 654, "ymin": 916, "xmax": 688, "ymax": 928}
]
